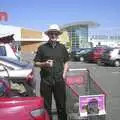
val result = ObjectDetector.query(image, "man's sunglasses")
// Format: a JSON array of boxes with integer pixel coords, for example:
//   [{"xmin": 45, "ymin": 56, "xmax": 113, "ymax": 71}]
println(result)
[{"xmin": 48, "ymin": 32, "xmax": 59, "ymax": 36}]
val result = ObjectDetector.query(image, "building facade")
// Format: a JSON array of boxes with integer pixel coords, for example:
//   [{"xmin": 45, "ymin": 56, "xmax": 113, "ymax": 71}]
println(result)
[
  {"xmin": 0, "ymin": 24, "xmax": 44, "ymax": 53},
  {"xmin": 0, "ymin": 24, "xmax": 70, "ymax": 53},
  {"xmin": 62, "ymin": 21, "xmax": 99, "ymax": 50},
  {"xmin": 89, "ymin": 28, "xmax": 120, "ymax": 47}
]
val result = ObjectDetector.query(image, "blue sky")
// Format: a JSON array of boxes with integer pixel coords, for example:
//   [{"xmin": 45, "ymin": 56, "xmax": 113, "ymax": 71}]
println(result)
[{"xmin": 0, "ymin": 0, "xmax": 120, "ymax": 31}]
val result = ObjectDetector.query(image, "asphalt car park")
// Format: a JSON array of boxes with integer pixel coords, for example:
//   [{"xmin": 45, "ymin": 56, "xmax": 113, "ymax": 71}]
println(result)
[
  {"xmin": 20, "ymin": 53, "xmax": 120, "ymax": 120},
  {"xmin": 32, "ymin": 58, "xmax": 120, "ymax": 120},
  {"xmin": 1, "ymin": 52, "xmax": 119, "ymax": 120},
  {"xmin": 67, "ymin": 62, "xmax": 120, "ymax": 120}
]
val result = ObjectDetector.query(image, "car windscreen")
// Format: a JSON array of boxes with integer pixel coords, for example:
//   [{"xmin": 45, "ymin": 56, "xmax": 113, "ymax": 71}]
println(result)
[
  {"xmin": 80, "ymin": 48, "xmax": 92, "ymax": 53},
  {"xmin": 103, "ymin": 48, "xmax": 113, "ymax": 54},
  {"xmin": 0, "ymin": 46, "xmax": 6, "ymax": 56}
]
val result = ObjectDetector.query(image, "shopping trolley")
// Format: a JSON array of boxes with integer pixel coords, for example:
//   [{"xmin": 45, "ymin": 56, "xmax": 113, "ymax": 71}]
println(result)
[{"xmin": 66, "ymin": 68, "xmax": 107, "ymax": 120}]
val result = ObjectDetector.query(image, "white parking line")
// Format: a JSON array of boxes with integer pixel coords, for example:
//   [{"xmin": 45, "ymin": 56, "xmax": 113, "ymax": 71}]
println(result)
[{"xmin": 112, "ymin": 71, "xmax": 120, "ymax": 74}]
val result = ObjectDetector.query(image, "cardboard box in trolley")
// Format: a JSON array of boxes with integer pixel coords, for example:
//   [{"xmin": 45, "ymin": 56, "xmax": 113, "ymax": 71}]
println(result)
[{"xmin": 79, "ymin": 94, "xmax": 106, "ymax": 117}]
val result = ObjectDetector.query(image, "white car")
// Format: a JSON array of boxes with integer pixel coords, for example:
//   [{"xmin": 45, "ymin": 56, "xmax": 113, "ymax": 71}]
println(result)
[
  {"xmin": 0, "ymin": 44, "xmax": 19, "ymax": 60},
  {"xmin": 0, "ymin": 57, "xmax": 34, "ymax": 86},
  {"xmin": 100, "ymin": 48, "xmax": 120, "ymax": 67}
]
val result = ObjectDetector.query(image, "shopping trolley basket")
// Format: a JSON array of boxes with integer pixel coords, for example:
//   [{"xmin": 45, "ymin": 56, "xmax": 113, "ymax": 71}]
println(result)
[{"xmin": 66, "ymin": 68, "xmax": 107, "ymax": 120}]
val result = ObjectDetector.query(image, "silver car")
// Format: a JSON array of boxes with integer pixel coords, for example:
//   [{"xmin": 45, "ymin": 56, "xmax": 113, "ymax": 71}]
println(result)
[{"xmin": 0, "ymin": 57, "xmax": 34, "ymax": 86}]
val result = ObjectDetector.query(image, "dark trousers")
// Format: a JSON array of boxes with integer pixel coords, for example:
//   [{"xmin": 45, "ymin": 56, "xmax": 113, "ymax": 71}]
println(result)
[{"xmin": 40, "ymin": 79, "xmax": 67, "ymax": 120}]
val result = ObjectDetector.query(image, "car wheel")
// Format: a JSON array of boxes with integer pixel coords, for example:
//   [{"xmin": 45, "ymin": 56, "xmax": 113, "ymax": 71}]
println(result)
[
  {"xmin": 97, "ymin": 60, "xmax": 103, "ymax": 66},
  {"xmin": 97, "ymin": 60, "xmax": 101, "ymax": 66},
  {"xmin": 114, "ymin": 60, "xmax": 120, "ymax": 67},
  {"xmin": 80, "ymin": 57, "xmax": 84, "ymax": 62}
]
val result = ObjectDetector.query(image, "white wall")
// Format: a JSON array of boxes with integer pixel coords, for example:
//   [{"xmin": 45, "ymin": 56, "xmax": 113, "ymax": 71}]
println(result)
[{"xmin": 88, "ymin": 37, "xmax": 120, "ymax": 47}]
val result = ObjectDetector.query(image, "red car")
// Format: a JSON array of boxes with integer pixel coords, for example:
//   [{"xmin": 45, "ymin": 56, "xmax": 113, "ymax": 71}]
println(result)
[
  {"xmin": 0, "ymin": 77, "xmax": 49, "ymax": 120},
  {"xmin": 87, "ymin": 47, "xmax": 110, "ymax": 63},
  {"xmin": 0, "ymin": 97, "xmax": 49, "ymax": 120}
]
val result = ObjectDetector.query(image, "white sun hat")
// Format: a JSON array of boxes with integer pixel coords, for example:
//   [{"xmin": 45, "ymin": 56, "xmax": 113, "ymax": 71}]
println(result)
[{"xmin": 45, "ymin": 24, "xmax": 62, "ymax": 35}]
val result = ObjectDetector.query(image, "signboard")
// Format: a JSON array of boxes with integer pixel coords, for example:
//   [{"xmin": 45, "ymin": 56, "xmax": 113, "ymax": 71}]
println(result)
[
  {"xmin": 66, "ymin": 75, "xmax": 85, "ymax": 85},
  {"xmin": 0, "ymin": 12, "xmax": 8, "ymax": 21},
  {"xmin": 79, "ymin": 94, "xmax": 106, "ymax": 117}
]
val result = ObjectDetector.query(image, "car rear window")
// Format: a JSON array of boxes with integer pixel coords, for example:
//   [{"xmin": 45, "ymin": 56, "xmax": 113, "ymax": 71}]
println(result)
[
  {"xmin": 95, "ymin": 48, "xmax": 104, "ymax": 52},
  {"xmin": 8, "ymin": 60, "xmax": 29, "ymax": 68},
  {"xmin": 0, "ymin": 46, "xmax": 6, "ymax": 56},
  {"xmin": 0, "ymin": 57, "xmax": 30, "ymax": 68}
]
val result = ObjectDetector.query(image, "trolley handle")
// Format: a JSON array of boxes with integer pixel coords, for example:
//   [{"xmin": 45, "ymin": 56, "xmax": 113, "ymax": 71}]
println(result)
[{"xmin": 69, "ymin": 68, "xmax": 88, "ymax": 72}]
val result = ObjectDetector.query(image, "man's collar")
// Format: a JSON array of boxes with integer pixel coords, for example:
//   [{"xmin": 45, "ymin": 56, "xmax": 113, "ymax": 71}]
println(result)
[{"xmin": 47, "ymin": 41, "xmax": 59, "ymax": 48}]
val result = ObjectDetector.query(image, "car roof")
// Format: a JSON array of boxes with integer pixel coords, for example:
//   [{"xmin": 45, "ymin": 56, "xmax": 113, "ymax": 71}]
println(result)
[{"xmin": 72, "ymin": 48, "xmax": 92, "ymax": 52}]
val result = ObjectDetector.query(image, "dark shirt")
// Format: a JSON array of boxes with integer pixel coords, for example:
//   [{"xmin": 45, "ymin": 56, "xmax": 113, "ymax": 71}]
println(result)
[{"xmin": 34, "ymin": 41, "xmax": 69, "ymax": 84}]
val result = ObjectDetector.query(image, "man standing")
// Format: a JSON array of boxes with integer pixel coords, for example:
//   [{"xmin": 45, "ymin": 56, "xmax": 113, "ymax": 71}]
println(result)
[{"xmin": 34, "ymin": 24, "xmax": 69, "ymax": 120}]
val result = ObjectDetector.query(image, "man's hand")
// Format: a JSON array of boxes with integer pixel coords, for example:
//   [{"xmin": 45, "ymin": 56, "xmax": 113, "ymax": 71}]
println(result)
[
  {"xmin": 46, "ymin": 60, "xmax": 53, "ymax": 67},
  {"xmin": 63, "ymin": 71, "xmax": 67, "ymax": 80},
  {"xmin": 34, "ymin": 60, "xmax": 53, "ymax": 68},
  {"xmin": 63, "ymin": 62, "xmax": 69, "ymax": 79}
]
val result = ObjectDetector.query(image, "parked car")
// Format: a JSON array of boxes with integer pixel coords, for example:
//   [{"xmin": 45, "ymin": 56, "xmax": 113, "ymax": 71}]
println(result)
[
  {"xmin": 99, "ymin": 48, "xmax": 120, "ymax": 67},
  {"xmin": 0, "ymin": 57, "xmax": 34, "ymax": 87},
  {"xmin": 0, "ymin": 44, "xmax": 19, "ymax": 60},
  {"xmin": 70, "ymin": 48, "xmax": 92, "ymax": 61},
  {"xmin": 70, "ymin": 48, "xmax": 88, "ymax": 61},
  {"xmin": 0, "ymin": 97, "xmax": 49, "ymax": 120},
  {"xmin": 87, "ymin": 47, "xmax": 111, "ymax": 63},
  {"xmin": 0, "ymin": 76, "xmax": 49, "ymax": 120}
]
